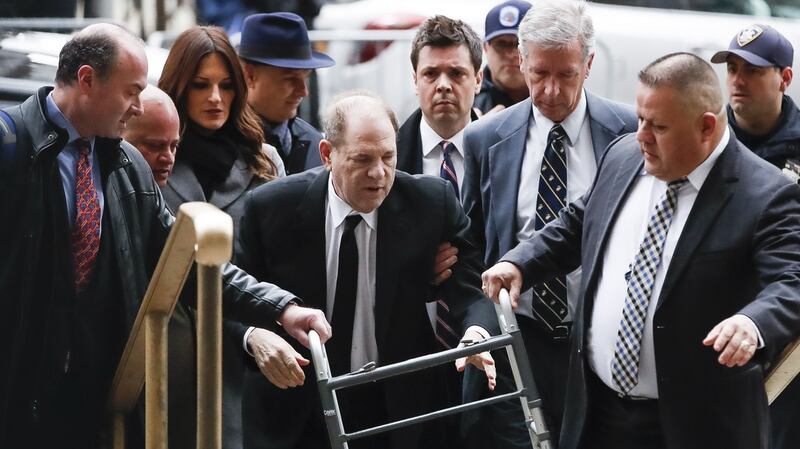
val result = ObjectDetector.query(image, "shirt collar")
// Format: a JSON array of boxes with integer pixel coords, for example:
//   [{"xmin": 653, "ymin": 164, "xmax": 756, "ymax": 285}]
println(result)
[
  {"xmin": 327, "ymin": 175, "xmax": 378, "ymax": 231},
  {"xmin": 271, "ymin": 120, "xmax": 290, "ymax": 136},
  {"xmin": 684, "ymin": 126, "xmax": 729, "ymax": 191},
  {"xmin": 531, "ymin": 88, "xmax": 588, "ymax": 145},
  {"xmin": 46, "ymin": 91, "xmax": 89, "ymax": 146},
  {"xmin": 419, "ymin": 114, "xmax": 468, "ymax": 158}
]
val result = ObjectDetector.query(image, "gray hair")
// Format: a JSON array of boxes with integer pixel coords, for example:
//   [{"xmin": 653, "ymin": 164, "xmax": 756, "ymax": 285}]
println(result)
[
  {"xmin": 639, "ymin": 52, "xmax": 725, "ymax": 119},
  {"xmin": 517, "ymin": 0, "xmax": 595, "ymax": 61},
  {"xmin": 322, "ymin": 90, "xmax": 399, "ymax": 145}
]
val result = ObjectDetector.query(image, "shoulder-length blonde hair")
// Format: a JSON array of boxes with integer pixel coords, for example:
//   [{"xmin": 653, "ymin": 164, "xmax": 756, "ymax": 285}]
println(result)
[{"xmin": 158, "ymin": 26, "xmax": 276, "ymax": 180}]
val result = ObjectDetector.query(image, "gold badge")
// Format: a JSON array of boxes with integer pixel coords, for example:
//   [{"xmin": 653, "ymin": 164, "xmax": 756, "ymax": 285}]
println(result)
[{"xmin": 737, "ymin": 26, "xmax": 763, "ymax": 47}]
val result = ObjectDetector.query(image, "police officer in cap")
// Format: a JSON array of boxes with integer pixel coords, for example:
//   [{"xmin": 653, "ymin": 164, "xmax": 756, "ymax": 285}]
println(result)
[
  {"xmin": 711, "ymin": 23, "xmax": 799, "ymax": 449},
  {"xmin": 473, "ymin": 0, "xmax": 532, "ymax": 115},
  {"xmin": 711, "ymin": 24, "xmax": 799, "ymax": 174}
]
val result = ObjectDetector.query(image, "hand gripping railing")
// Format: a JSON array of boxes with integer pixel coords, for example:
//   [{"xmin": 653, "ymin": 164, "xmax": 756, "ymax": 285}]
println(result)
[
  {"xmin": 107, "ymin": 202, "xmax": 233, "ymax": 449},
  {"xmin": 309, "ymin": 289, "xmax": 553, "ymax": 449}
]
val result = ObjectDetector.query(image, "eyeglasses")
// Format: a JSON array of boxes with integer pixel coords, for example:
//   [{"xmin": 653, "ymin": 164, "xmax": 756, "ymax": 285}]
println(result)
[{"xmin": 489, "ymin": 38, "xmax": 520, "ymax": 54}]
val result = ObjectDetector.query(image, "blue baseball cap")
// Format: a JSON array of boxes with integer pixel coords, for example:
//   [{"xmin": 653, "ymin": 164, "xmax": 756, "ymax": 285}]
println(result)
[
  {"xmin": 484, "ymin": 0, "xmax": 533, "ymax": 43},
  {"xmin": 711, "ymin": 24, "xmax": 794, "ymax": 69},
  {"xmin": 238, "ymin": 13, "xmax": 335, "ymax": 69}
]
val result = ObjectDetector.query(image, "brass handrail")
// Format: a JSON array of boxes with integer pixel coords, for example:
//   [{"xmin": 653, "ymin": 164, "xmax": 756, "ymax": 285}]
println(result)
[
  {"xmin": 766, "ymin": 338, "xmax": 800, "ymax": 404},
  {"xmin": 108, "ymin": 202, "xmax": 233, "ymax": 449}
]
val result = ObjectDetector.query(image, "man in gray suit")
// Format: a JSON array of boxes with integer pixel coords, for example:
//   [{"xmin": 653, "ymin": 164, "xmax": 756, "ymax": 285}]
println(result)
[
  {"xmin": 483, "ymin": 52, "xmax": 800, "ymax": 449},
  {"xmin": 461, "ymin": 0, "xmax": 636, "ymax": 445}
]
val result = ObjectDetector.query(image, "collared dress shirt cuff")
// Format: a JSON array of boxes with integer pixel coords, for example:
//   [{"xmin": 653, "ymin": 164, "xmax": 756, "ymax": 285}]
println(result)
[{"xmin": 243, "ymin": 327, "xmax": 257, "ymax": 356}]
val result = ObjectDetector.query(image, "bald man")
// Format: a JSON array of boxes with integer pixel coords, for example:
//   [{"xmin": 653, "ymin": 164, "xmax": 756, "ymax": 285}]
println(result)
[
  {"xmin": 0, "ymin": 23, "xmax": 329, "ymax": 448},
  {"xmin": 122, "ymin": 85, "xmax": 180, "ymax": 186},
  {"xmin": 483, "ymin": 52, "xmax": 800, "ymax": 449}
]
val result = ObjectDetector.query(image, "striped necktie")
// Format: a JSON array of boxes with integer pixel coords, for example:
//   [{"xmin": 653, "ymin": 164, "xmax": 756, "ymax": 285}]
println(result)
[
  {"xmin": 439, "ymin": 140, "xmax": 459, "ymax": 200},
  {"xmin": 435, "ymin": 140, "xmax": 461, "ymax": 349},
  {"xmin": 71, "ymin": 138, "xmax": 101, "ymax": 294},
  {"xmin": 531, "ymin": 124, "xmax": 569, "ymax": 331},
  {"xmin": 611, "ymin": 178, "xmax": 688, "ymax": 394}
]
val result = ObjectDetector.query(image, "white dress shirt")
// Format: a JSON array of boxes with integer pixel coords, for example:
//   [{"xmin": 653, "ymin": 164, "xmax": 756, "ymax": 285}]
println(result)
[
  {"xmin": 515, "ymin": 91, "xmax": 595, "ymax": 320},
  {"xmin": 420, "ymin": 116, "xmax": 468, "ymax": 330},
  {"xmin": 325, "ymin": 177, "xmax": 379, "ymax": 372},
  {"xmin": 419, "ymin": 116, "xmax": 468, "ymax": 196},
  {"xmin": 588, "ymin": 128, "xmax": 730, "ymax": 398}
]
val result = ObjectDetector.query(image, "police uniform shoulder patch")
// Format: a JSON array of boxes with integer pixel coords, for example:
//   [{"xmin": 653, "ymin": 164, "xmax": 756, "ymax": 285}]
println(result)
[
  {"xmin": 737, "ymin": 25, "xmax": 763, "ymax": 47},
  {"xmin": 499, "ymin": 6, "xmax": 520, "ymax": 27}
]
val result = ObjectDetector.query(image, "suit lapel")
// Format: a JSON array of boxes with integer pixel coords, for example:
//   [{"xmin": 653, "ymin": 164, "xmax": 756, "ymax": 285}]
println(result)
[
  {"xmin": 165, "ymin": 161, "xmax": 206, "ymax": 202},
  {"xmin": 489, "ymin": 100, "xmax": 532, "ymax": 253},
  {"xmin": 656, "ymin": 139, "xmax": 740, "ymax": 310},
  {"xmin": 586, "ymin": 91, "xmax": 632, "ymax": 161},
  {"xmin": 208, "ymin": 156, "xmax": 254, "ymax": 210},
  {"xmin": 396, "ymin": 109, "xmax": 424, "ymax": 174},
  {"xmin": 582, "ymin": 142, "xmax": 643, "ymax": 327},
  {"xmin": 373, "ymin": 188, "xmax": 410, "ymax": 350},
  {"xmin": 295, "ymin": 169, "xmax": 330, "ymax": 312}
]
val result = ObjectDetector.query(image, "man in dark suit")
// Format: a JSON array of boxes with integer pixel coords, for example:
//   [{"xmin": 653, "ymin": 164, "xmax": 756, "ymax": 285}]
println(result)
[
  {"xmin": 0, "ymin": 23, "xmax": 330, "ymax": 449},
  {"xmin": 396, "ymin": 15, "xmax": 482, "ymax": 195},
  {"xmin": 461, "ymin": 0, "xmax": 637, "ymax": 445},
  {"xmin": 483, "ymin": 52, "xmax": 800, "ymax": 449},
  {"xmin": 240, "ymin": 12, "xmax": 334, "ymax": 174},
  {"xmin": 237, "ymin": 93, "xmax": 497, "ymax": 449}
]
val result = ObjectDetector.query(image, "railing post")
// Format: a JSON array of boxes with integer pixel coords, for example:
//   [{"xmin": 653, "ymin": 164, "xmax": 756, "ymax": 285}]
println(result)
[
  {"xmin": 197, "ymin": 263, "xmax": 223, "ymax": 449},
  {"xmin": 107, "ymin": 202, "xmax": 232, "ymax": 449},
  {"xmin": 113, "ymin": 412, "xmax": 125, "ymax": 449},
  {"xmin": 145, "ymin": 312, "xmax": 169, "ymax": 449}
]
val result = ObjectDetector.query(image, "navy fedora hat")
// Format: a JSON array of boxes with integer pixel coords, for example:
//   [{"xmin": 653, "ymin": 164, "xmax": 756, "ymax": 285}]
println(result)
[{"xmin": 239, "ymin": 12, "xmax": 335, "ymax": 69}]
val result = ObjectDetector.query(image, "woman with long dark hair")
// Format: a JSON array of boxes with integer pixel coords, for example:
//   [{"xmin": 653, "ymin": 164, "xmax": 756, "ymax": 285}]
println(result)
[
  {"xmin": 159, "ymin": 26, "xmax": 284, "ymax": 230},
  {"xmin": 157, "ymin": 26, "xmax": 284, "ymax": 449}
]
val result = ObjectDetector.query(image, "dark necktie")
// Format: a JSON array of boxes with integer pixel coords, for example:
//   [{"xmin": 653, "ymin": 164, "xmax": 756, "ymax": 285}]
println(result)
[
  {"xmin": 439, "ymin": 140, "xmax": 460, "ymax": 200},
  {"xmin": 611, "ymin": 178, "xmax": 688, "ymax": 394},
  {"xmin": 531, "ymin": 124, "xmax": 569, "ymax": 331},
  {"xmin": 71, "ymin": 138, "xmax": 101, "ymax": 294},
  {"xmin": 435, "ymin": 140, "xmax": 462, "ymax": 349},
  {"xmin": 329, "ymin": 215, "xmax": 363, "ymax": 375}
]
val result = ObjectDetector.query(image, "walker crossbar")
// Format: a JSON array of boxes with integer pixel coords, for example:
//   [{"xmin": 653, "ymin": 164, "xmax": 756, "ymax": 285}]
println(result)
[{"xmin": 309, "ymin": 289, "xmax": 553, "ymax": 449}]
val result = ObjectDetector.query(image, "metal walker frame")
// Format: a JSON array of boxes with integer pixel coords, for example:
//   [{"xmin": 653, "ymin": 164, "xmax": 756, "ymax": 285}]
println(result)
[{"xmin": 308, "ymin": 289, "xmax": 554, "ymax": 449}]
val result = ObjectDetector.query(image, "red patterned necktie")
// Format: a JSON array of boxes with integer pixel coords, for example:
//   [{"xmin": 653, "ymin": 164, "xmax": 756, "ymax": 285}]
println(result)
[{"xmin": 71, "ymin": 138, "xmax": 101, "ymax": 294}]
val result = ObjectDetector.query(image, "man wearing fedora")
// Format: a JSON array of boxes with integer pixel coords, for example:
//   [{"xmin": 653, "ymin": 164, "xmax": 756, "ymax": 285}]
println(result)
[
  {"xmin": 239, "ymin": 12, "xmax": 335, "ymax": 175},
  {"xmin": 710, "ymin": 24, "xmax": 800, "ymax": 449}
]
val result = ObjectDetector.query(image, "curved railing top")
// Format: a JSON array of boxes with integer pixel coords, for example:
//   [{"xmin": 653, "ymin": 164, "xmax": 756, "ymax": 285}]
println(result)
[{"xmin": 108, "ymin": 202, "xmax": 233, "ymax": 412}]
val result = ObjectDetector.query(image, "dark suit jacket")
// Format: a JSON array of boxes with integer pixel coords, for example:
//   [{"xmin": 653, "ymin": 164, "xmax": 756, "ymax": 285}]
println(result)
[
  {"xmin": 396, "ymin": 108, "xmax": 479, "ymax": 176},
  {"xmin": 503, "ymin": 132, "xmax": 800, "ymax": 449},
  {"xmin": 235, "ymin": 168, "xmax": 496, "ymax": 449},
  {"xmin": 461, "ymin": 93, "xmax": 637, "ymax": 267}
]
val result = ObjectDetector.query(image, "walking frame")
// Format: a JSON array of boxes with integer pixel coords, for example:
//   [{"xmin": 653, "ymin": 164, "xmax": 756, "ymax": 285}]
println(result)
[{"xmin": 308, "ymin": 288, "xmax": 554, "ymax": 449}]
